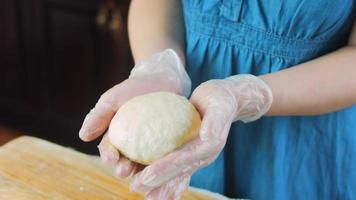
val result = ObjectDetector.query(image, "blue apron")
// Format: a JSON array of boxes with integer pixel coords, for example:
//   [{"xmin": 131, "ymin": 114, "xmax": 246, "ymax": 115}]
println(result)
[{"xmin": 182, "ymin": 1, "xmax": 356, "ymax": 199}]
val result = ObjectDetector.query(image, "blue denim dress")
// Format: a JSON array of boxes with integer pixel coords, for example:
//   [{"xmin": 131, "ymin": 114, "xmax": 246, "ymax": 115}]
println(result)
[{"xmin": 182, "ymin": 1, "xmax": 356, "ymax": 199}]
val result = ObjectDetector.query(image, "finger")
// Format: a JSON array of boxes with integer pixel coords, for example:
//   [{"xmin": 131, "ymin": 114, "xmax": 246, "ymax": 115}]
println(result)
[
  {"xmin": 169, "ymin": 174, "xmax": 190, "ymax": 200},
  {"xmin": 97, "ymin": 133, "xmax": 120, "ymax": 165},
  {"xmin": 130, "ymin": 103, "xmax": 233, "ymax": 192},
  {"xmin": 79, "ymin": 87, "xmax": 120, "ymax": 142},
  {"xmin": 197, "ymin": 107, "xmax": 234, "ymax": 142},
  {"xmin": 115, "ymin": 156, "xmax": 136, "ymax": 179},
  {"xmin": 98, "ymin": 134, "xmax": 141, "ymax": 179},
  {"xmin": 131, "ymin": 102, "xmax": 234, "ymax": 192},
  {"xmin": 190, "ymin": 88, "xmax": 236, "ymax": 142},
  {"xmin": 130, "ymin": 138, "xmax": 217, "ymax": 193},
  {"xmin": 79, "ymin": 78, "xmax": 177, "ymax": 142},
  {"xmin": 144, "ymin": 174, "xmax": 190, "ymax": 200}
]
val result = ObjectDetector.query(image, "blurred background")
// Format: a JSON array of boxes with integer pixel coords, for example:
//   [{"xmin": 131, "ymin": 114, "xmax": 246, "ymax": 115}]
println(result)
[{"xmin": 0, "ymin": 0, "xmax": 133, "ymax": 154}]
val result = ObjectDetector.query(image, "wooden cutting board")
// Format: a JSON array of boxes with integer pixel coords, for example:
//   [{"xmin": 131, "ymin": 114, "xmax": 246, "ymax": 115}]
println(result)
[{"xmin": 0, "ymin": 136, "xmax": 230, "ymax": 200}]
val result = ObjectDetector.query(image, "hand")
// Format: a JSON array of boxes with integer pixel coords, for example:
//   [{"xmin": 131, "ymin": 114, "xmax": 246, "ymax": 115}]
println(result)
[
  {"xmin": 79, "ymin": 49, "xmax": 191, "ymax": 179},
  {"xmin": 130, "ymin": 74, "xmax": 273, "ymax": 199}
]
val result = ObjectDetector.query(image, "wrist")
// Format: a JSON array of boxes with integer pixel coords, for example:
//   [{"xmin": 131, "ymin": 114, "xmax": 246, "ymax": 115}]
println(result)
[
  {"xmin": 129, "ymin": 49, "xmax": 191, "ymax": 97},
  {"xmin": 132, "ymin": 39, "xmax": 186, "ymax": 65}
]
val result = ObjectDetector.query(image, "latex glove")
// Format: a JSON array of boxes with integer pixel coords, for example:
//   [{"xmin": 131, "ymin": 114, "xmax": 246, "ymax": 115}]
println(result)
[
  {"xmin": 131, "ymin": 74, "xmax": 273, "ymax": 199},
  {"xmin": 79, "ymin": 49, "xmax": 191, "ymax": 179}
]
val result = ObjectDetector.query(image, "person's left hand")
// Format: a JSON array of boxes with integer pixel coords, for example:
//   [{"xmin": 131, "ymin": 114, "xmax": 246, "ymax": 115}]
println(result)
[{"xmin": 130, "ymin": 74, "xmax": 274, "ymax": 200}]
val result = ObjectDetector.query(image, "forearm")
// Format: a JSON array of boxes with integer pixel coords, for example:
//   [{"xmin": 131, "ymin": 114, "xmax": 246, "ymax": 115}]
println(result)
[
  {"xmin": 128, "ymin": 0, "xmax": 185, "ymax": 63},
  {"xmin": 261, "ymin": 45, "xmax": 356, "ymax": 116}
]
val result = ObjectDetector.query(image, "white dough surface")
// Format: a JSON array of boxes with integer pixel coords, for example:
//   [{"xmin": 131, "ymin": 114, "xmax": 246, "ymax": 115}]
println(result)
[{"xmin": 108, "ymin": 92, "xmax": 200, "ymax": 165}]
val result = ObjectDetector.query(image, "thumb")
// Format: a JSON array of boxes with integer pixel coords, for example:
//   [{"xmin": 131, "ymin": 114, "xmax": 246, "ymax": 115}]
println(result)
[{"xmin": 198, "ymin": 107, "xmax": 234, "ymax": 142}]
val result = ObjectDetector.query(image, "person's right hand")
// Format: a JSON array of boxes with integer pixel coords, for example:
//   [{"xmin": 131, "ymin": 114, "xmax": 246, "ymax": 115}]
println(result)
[{"xmin": 78, "ymin": 49, "xmax": 191, "ymax": 180}]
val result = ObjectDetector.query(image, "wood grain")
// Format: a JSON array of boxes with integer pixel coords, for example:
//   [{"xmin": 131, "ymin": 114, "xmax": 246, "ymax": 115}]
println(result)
[{"xmin": 0, "ymin": 136, "xmax": 227, "ymax": 200}]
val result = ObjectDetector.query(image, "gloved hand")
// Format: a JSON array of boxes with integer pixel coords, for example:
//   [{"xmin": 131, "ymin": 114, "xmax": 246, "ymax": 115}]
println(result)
[
  {"xmin": 130, "ymin": 74, "xmax": 273, "ymax": 200},
  {"xmin": 79, "ymin": 49, "xmax": 191, "ymax": 180}
]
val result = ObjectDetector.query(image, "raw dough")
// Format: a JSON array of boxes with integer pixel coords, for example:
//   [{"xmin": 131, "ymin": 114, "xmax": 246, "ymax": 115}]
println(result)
[{"xmin": 108, "ymin": 92, "xmax": 201, "ymax": 165}]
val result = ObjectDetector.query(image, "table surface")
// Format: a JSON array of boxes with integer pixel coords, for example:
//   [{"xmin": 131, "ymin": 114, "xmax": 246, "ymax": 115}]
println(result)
[{"xmin": 0, "ymin": 136, "xmax": 232, "ymax": 200}]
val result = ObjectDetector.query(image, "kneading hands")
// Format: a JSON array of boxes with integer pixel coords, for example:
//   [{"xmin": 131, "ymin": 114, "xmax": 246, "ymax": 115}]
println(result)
[{"xmin": 79, "ymin": 49, "xmax": 273, "ymax": 200}]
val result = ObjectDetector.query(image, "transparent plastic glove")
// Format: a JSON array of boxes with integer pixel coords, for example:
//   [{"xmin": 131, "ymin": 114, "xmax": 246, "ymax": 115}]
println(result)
[
  {"xmin": 79, "ymin": 49, "xmax": 191, "ymax": 179},
  {"xmin": 130, "ymin": 74, "xmax": 273, "ymax": 199}
]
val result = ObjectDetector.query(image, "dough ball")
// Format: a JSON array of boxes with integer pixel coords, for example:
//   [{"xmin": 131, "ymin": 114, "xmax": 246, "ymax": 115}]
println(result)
[{"xmin": 108, "ymin": 92, "xmax": 201, "ymax": 165}]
